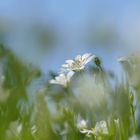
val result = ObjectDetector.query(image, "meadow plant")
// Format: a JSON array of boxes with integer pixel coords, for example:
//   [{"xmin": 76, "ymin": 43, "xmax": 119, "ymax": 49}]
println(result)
[{"xmin": 0, "ymin": 46, "xmax": 140, "ymax": 140}]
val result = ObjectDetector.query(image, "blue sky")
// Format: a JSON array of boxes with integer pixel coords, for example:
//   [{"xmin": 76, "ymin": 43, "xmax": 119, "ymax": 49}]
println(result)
[{"xmin": 0, "ymin": 0, "xmax": 140, "ymax": 76}]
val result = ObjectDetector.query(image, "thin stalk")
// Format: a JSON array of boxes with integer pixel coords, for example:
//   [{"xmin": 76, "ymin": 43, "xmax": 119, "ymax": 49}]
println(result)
[{"xmin": 131, "ymin": 105, "xmax": 136, "ymax": 135}]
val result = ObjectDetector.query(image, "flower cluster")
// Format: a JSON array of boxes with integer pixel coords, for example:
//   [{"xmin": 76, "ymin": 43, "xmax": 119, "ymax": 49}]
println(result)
[
  {"xmin": 93, "ymin": 120, "xmax": 108, "ymax": 136},
  {"xmin": 61, "ymin": 53, "xmax": 95, "ymax": 72},
  {"xmin": 77, "ymin": 119, "xmax": 93, "ymax": 137},
  {"xmin": 77, "ymin": 120, "xmax": 108, "ymax": 138},
  {"xmin": 50, "ymin": 53, "xmax": 95, "ymax": 87}
]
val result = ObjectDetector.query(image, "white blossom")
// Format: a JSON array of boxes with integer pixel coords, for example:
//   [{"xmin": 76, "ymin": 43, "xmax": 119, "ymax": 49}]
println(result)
[
  {"xmin": 93, "ymin": 120, "xmax": 108, "ymax": 136},
  {"xmin": 129, "ymin": 135, "xmax": 139, "ymax": 140},
  {"xmin": 50, "ymin": 72, "xmax": 74, "ymax": 87},
  {"xmin": 61, "ymin": 53, "xmax": 95, "ymax": 72},
  {"xmin": 77, "ymin": 120, "xmax": 94, "ymax": 137},
  {"xmin": 118, "ymin": 56, "xmax": 129, "ymax": 63},
  {"xmin": 6, "ymin": 121, "xmax": 22, "ymax": 138},
  {"xmin": 73, "ymin": 73, "xmax": 107, "ymax": 107},
  {"xmin": 80, "ymin": 129, "xmax": 94, "ymax": 138},
  {"xmin": 17, "ymin": 124, "xmax": 22, "ymax": 134},
  {"xmin": 114, "ymin": 118, "xmax": 119, "ymax": 125},
  {"xmin": 77, "ymin": 120, "xmax": 108, "ymax": 137},
  {"xmin": 118, "ymin": 54, "xmax": 140, "ymax": 89},
  {"xmin": 77, "ymin": 120, "xmax": 87, "ymax": 130}
]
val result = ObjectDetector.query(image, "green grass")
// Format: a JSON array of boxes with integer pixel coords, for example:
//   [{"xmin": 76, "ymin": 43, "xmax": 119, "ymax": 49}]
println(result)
[{"xmin": 0, "ymin": 45, "xmax": 140, "ymax": 140}]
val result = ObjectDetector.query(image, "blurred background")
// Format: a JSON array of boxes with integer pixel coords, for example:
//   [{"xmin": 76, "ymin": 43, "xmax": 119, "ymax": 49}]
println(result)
[
  {"xmin": 0, "ymin": 0, "xmax": 140, "ymax": 75},
  {"xmin": 1, "ymin": 1, "xmax": 140, "ymax": 139}
]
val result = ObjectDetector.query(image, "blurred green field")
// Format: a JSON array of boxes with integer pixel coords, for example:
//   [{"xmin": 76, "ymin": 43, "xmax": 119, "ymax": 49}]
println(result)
[{"xmin": 0, "ymin": 45, "xmax": 140, "ymax": 140}]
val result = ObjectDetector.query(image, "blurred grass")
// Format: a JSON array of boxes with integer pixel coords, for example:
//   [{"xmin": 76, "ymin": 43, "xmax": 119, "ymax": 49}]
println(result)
[{"xmin": 0, "ymin": 45, "xmax": 140, "ymax": 140}]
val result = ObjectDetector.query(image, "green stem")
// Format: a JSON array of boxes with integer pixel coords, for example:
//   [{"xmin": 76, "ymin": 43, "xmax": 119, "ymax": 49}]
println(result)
[{"xmin": 131, "ymin": 105, "xmax": 136, "ymax": 135}]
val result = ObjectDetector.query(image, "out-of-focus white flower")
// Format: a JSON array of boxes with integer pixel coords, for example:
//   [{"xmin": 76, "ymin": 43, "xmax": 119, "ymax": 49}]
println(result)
[
  {"xmin": 78, "ymin": 120, "xmax": 108, "ymax": 137},
  {"xmin": 6, "ymin": 121, "xmax": 22, "ymax": 138},
  {"xmin": 118, "ymin": 56, "xmax": 129, "ymax": 63},
  {"xmin": 77, "ymin": 120, "xmax": 87, "ymax": 130},
  {"xmin": 61, "ymin": 53, "xmax": 95, "ymax": 72},
  {"xmin": 118, "ymin": 54, "xmax": 140, "ymax": 90},
  {"xmin": 114, "ymin": 118, "xmax": 119, "ymax": 125},
  {"xmin": 80, "ymin": 129, "xmax": 94, "ymax": 138},
  {"xmin": 17, "ymin": 124, "xmax": 22, "ymax": 134},
  {"xmin": 93, "ymin": 120, "xmax": 108, "ymax": 136},
  {"xmin": 77, "ymin": 120, "xmax": 94, "ymax": 137},
  {"xmin": 73, "ymin": 73, "xmax": 107, "ymax": 107},
  {"xmin": 129, "ymin": 135, "xmax": 140, "ymax": 140},
  {"xmin": 50, "ymin": 72, "xmax": 74, "ymax": 87}
]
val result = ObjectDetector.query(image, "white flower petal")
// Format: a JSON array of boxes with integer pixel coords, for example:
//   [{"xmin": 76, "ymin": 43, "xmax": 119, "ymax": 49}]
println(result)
[
  {"xmin": 82, "ymin": 53, "xmax": 91, "ymax": 60},
  {"xmin": 77, "ymin": 120, "xmax": 87, "ymax": 130},
  {"xmin": 93, "ymin": 120, "xmax": 108, "ymax": 136},
  {"xmin": 80, "ymin": 129, "xmax": 89, "ymax": 134},
  {"xmin": 50, "ymin": 79, "xmax": 57, "ymax": 84},
  {"xmin": 75, "ymin": 55, "xmax": 82, "ymax": 61},
  {"xmin": 118, "ymin": 56, "xmax": 128, "ymax": 62},
  {"xmin": 85, "ymin": 56, "xmax": 94, "ymax": 64},
  {"xmin": 61, "ymin": 53, "xmax": 95, "ymax": 72},
  {"xmin": 67, "ymin": 71, "xmax": 74, "ymax": 80},
  {"xmin": 50, "ymin": 73, "xmax": 73, "ymax": 87},
  {"xmin": 66, "ymin": 60, "xmax": 74, "ymax": 64},
  {"xmin": 62, "ymin": 64, "xmax": 69, "ymax": 68}
]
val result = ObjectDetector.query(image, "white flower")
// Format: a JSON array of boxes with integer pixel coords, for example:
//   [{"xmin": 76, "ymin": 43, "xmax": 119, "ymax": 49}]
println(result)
[
  {"xmin": 17, "ymin": 124, "xmax": 22, "ymax": 134},
  {"xmin": 77, "ymin": 120, "xmax": 87, "ymax": 130},
  {"xmin": 61, "ymin": 53, "xmax": 95, "ymax": 72},
  {"xmin": 118, "ymin": 54, "xmax": 140, "ymax": 89},
  {"xmin": 6, "ymin": 121, "xmax": 22, "ymax": 138},
  {"xmin": 50, "ymin": 72, "xmax": 74, "ymax": 87},
  {"xmin": 93, "ymin": 120, "xmax": 108, "ymax": 136},
  {"xmin": 114, "ymin": 118, "xmax": 119, "ymax": 125},
  {"xmin": 77, "ymin": 120, "xmax": 94, "ymax": 137},
  {"xmin": 73, "ymin": 73, "xmax": 107, "ymax": 107},
  {"xmin": 118, "ymin": 56, "xmax": 129, "ymax": 63},
  {"xmin": 80, "ymin": 129, "xmax": 94, "ymax": 138},
  {"xmin": 129, "ymin": 135, "xmax": 139, "ymax": 140}
]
